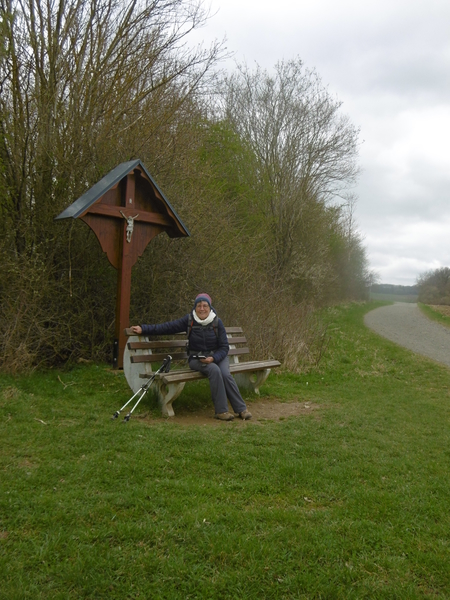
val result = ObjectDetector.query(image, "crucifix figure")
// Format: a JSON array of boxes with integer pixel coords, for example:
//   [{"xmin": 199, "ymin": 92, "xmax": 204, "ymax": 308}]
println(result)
[{"xmin": 120, "ymin": 210, "xmax": 139, "ymax": 242}]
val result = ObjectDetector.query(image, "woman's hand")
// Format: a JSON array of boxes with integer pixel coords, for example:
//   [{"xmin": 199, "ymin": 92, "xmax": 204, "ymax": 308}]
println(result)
[
  {"xmin": 130, "ymin": 325, "xmax": 142, "ymax": 334},
  {"xmin": 200, "ymin": 356, "xmax": 214, "ymax": 364}
]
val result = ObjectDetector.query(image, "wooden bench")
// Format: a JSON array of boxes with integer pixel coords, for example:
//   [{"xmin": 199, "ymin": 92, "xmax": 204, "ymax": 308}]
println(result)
[{"xmin": 123, "ymin": 327, "xmax": 281, "ymax": 417}]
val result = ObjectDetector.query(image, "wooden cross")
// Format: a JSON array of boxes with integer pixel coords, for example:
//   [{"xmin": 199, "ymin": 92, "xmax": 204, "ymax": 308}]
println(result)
[{"xmin": 55, "ymin": 160, "xmax": 189, "ymax": 368}]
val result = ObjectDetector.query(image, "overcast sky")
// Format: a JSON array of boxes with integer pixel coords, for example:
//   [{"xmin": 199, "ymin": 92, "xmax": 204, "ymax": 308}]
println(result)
[{"xmin": 190, "ymin": 0, "xmax": 450, "ymax": 285}]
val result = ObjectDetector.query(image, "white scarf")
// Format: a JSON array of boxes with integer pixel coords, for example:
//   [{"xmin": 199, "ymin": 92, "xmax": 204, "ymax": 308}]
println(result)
[{"xmin": 192, "ymin": 309, "xmax": 217, "ymax": 326}]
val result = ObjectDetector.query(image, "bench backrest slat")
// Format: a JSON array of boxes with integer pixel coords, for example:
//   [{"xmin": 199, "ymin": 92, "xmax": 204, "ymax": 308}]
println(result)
[
  {"xmin": 124, "ymin": 326, "xmax": 243, "ymax": 336},
  {"xmin": 128, "ymin": 335, "xmax": 247, "ymax": 351},
  {"xmin": 128, "ymin": 340, "xmax": 188, "ymax": 350},
  {"xmin": 130, "ymin": 346, "xmax": 250, "ymax": 364},
  {"xmin": 132, "ymin": 351, "xmax": 188, "ymax": 363}
]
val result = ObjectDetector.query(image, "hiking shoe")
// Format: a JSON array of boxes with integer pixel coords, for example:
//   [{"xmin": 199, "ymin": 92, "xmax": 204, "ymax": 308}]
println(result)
[
  {"xmin": 238, "ymin": 410, "xmax": 252, "ymax": 420},
  {"xmin": 214, "ymin": 412, "xmax": 234, "ymax": 421}
]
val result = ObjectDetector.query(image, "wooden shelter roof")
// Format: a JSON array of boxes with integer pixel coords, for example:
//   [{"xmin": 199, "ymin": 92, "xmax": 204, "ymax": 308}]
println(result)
[{"xmin": 55, "ymin": 159, "xmax": 189, "ymax": 237}]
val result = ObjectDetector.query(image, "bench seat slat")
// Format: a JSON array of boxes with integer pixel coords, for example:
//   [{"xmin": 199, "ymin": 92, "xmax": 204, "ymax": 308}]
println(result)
[
  {"xmin": 159, "ymin": 370, "xmax": 203, "ymax": 384},
  {"xmin": 158, "ymin": 359, "xmax": 281, "ymax": 384},
  {"xmin": 229, "ymin": 359, "xmax": 281, "ymax": 372}
]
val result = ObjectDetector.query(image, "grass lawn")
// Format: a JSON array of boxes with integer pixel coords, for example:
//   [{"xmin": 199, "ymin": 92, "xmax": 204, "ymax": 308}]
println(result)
[{"xmin": 1, "ymin": 301, "xmax": 450, "ymax": 599}]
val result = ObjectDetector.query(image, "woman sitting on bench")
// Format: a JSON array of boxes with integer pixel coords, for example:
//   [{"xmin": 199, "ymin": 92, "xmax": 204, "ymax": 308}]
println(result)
[{"xmin": 130, "ymin": 293, "xmax": 252, "ymax": 421}]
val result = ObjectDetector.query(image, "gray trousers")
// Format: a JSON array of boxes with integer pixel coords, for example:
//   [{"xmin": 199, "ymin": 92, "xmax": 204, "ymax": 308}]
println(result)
[{"xmin": 189, "ymin": 356, "xmax": 247, "ymax": 415}]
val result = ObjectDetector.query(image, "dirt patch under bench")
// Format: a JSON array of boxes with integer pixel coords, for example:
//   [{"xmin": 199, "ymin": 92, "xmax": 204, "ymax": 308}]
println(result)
[{"xmin": 136, "ymin": 399, "xmax": 319, "ymax": 427}]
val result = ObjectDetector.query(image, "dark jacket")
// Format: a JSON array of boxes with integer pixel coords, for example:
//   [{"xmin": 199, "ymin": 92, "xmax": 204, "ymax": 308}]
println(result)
[{"xmin": 140, "ymin": 311, "xmax": 229, "ymax": 364}]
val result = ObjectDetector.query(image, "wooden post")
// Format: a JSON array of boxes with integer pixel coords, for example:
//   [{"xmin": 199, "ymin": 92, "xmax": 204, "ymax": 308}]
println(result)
[{"xmin": 114, "ymin": 173, "xmax": 135, "ymax": 368}]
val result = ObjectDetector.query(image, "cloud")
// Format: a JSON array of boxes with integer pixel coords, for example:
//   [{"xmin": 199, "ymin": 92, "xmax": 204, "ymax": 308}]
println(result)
[
  {"xmin": 191, "ymin": 0, "xmax": 450, "ymax": 285},
  {"xmin": 366, "ymin": 217, "xmax": 450, "ymax": 284}
]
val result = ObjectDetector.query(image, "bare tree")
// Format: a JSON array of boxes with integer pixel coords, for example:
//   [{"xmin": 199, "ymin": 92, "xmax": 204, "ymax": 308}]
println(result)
[
  {"xmin": 417, "ymin": 267, "xmax": 450, "ymax": 305},
  {"xmin": 0, "ymin": 0, "xmax": 223, "ymax": 254},
  {"xmin": 218, "ymin": 58, "xmax": 360, "ymax": 291}
]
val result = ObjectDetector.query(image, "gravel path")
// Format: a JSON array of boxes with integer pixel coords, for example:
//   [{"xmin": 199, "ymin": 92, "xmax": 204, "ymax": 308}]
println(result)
[{"xmin": 364, "ymin": 303, "xmax": 450, "ymax": 368}]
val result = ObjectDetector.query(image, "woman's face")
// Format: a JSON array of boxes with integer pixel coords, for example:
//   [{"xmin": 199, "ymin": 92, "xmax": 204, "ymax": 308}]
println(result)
[{"xmin": 195, "ymin": 301, "xmax": 211, "ymax": 320}]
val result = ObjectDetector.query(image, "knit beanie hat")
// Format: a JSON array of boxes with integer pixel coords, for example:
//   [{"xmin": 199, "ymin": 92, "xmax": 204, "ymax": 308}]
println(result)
[{"xmin": 194, "ymin": 293, "xmax": 212, "ymax": 308}]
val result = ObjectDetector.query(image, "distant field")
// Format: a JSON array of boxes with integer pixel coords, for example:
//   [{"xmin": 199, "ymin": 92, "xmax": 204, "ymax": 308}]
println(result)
[{"xmin": 369, "ymin": 292, "xmax": 418, "ymax": 303}]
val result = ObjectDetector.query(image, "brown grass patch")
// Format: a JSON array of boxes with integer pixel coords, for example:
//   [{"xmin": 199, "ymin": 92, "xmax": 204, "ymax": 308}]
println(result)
[{"xmin": 430, "ymin": 305, "xmax": 450, "ymax": 317}]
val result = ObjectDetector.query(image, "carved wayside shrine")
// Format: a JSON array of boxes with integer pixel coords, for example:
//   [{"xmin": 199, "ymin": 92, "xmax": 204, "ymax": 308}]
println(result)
[{"xmin": 55, "ymin": 160, "xmax": 189, "ymax": 368}]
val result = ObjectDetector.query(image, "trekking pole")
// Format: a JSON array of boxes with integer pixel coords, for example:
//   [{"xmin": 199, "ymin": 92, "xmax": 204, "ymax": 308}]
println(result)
[{"xmin": 111, "ymin": 355, "xmax": 172, "ymax": 422}]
